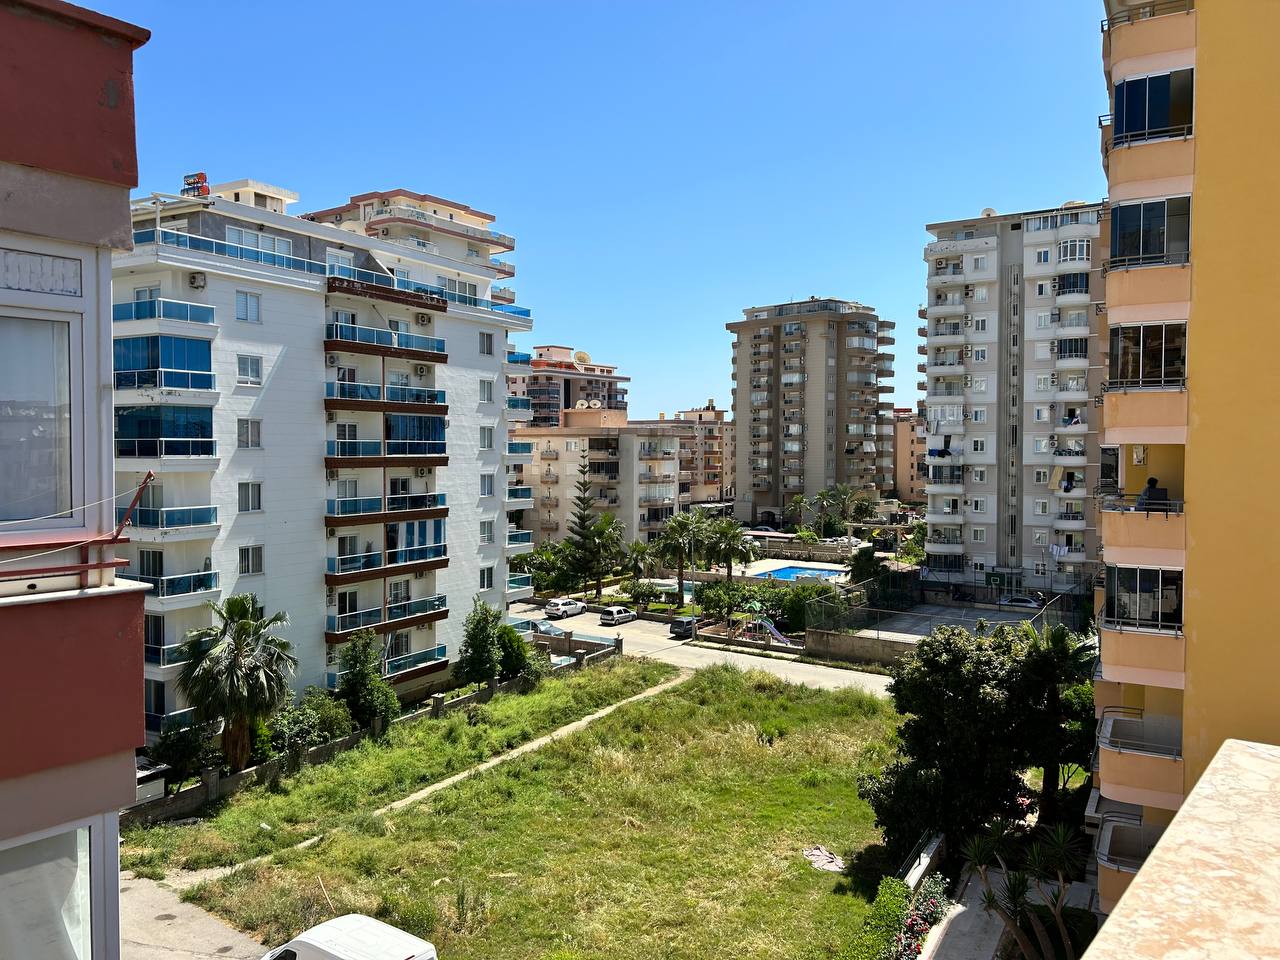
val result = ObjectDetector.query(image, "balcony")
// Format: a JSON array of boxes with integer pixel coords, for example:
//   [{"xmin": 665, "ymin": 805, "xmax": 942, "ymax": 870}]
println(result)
[
  {"xmin": 506, "ymin": 573, "xmax": 535, "ymax": 598},
  {"xmin": 1052, "ymin": 446, "xmax": 1088, "ymax": 467},
  {"xmin": 116, "ymin": 437, "xmax": 216, "ymax": 461},
  {"xmin": 638, "ymin": 472, "xmax": 675, "ymax": 484},
  {"xmin": 539, "ymin": 495, "xmax": 558, "ymax": 509},
  {"xmin": 1053, "ymin": 510, "xmax": 1087, "ymax": 532},
  {"xmin": 368, "ymin": 204, "xmax": 515, "ymax": 251},
  {"xmin": 539, "ymin": 518, "xmax": 560, "ymax": 531},
  {"xmin": 1100, "ymin": 495, "xmax": 1186, "ymax": 567},
  {"xmin": 144, "ymin": 707, "xmax": 197, "ymax": 734},
  {"xmin": 1095, "ymin": 815, "xmax": 1163, "ymax": 914},
  {"xmin": 326, "ymin": 593, "xmax": 448, "ymax": 637},
  {"xmin": 129, "ymin": 570, "xmax": 220, "ymax": 610},
  {"xmin": 115, "ymin": 369, "xmax": 216, "ymax": 394},
  {"xmin": 638, "ymin": 448, "xmax": 677, "ymax": 461},
  {"xmin": 1103, "ymin": 382, "xmax": 1188, "ymax": 445},
  {"xmin": 325, "ymin": 321, "xmax": 446, "ymax": 360},
  {"xmin": 117, "ymin": 505, "xmax": 218, "ymax": 541},
  {"xmin": 144, "ymin": 642, "xmax": 193, "ymax": 668},
  {"xmin": 505, "ymin": 350, "xmax": 532, "ymax": 371},
  {"xmin": 539, "ymin": 471, "xmax": 559, "ymax": 485},
  {"xmin": 925, "ymin": 533, "xmax": 965, "ymax": 555},
  {"xmin": 113, "ymin": 297, "xmax": 214, "ymax": 325},
  {"xmin": 325, "ymin": 439, "xmax": 447, "ymax": 464},
  {"xmin": 506, "ymin": 485, "xmax": 535, "ymax": 508},
  {"xmin": 326, "ymin": 643, "xmax": 448, "ymax": 690},
  {"xmin": 324, "ymin": 381, "xmax": 447, "ymax": 410},
  {"xmin": 1097, "ymin": 707, "xmax": 1184, "ymax": 810},
  {"xmin": 506, "ymin": 395, "xmax": 533, "ymax": 419},
  {"xmin": 507, "ymin": 529, "xmax": 534, "ymax": 552},
  {"xmin": 538, "ymin": 448, "xmax": 559, "ymax": 460},
  {"xmin": 925, "ymin": 360, "xmax": 964, "ymax": 377}
]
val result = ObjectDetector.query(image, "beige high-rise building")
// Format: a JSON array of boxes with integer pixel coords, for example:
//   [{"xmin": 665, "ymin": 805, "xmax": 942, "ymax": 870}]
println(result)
[
  {"xmin": 506, "ymin": 344, "xmax": 629, "ymax": 427},
  {"xmin": 892, "ymin": 408, "xmax": 927, "ymax": 504},
  {"xmin": 631, "ymin": 400, "xmax": 733, "ymax": 510},
  {"xmin": 727, "ymin": 298, "xmax": 895, "ymax": 525}
]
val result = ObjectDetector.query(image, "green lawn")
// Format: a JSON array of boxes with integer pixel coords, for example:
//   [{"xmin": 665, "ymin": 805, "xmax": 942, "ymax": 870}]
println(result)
[
  {"xmin": 122, "ymin": 658, "xmax": 677, "ymax": 876},
  {"xmin": 186, "ymin": 666, "xmax": 899, "ymax": 959}
]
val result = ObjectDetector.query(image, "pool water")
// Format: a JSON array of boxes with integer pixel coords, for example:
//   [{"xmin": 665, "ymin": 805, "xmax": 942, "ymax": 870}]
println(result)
[{"xmin": 753, "ymin": 565, "xmax": 844, "ymax": 582}]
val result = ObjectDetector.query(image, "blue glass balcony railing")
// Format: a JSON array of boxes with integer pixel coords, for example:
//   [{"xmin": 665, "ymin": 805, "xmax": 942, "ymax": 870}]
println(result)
[
  {"xmin": 506, "ymin": 351, "xmax": 532, "ymax": 366},
  {"xmin": 385, "ymin": 385, "xmax": 446, "ymax": 404},
  {"xmin": 326, "ymin": 439, "xmax": 383, "ymax": 457},
  {"xmin": 144, "ymin": 707, "xmax": 197, "ymax": 734},
  {"xmin": 326, "ymin": 551, "xmax": 384, "ymax": 574},
  {"xmin": 325, "ymin": 496, "xmax": 384, "ymax": 516},
  {"xmin": 130, "ymin": 570, "xmax": 220, "ymax": 597},
  {"xmin": 325, "ymin": 381, "xmax": 382, "ymax": 401},
  {"xmin": 507, "ymin": 573, "xmax": 534, "ymax": 590},
  {"xmin": 144, "ymin": 643, "xmax": 192, "ymax": 667},
  {"xmin": 387, "ymin": 543, "xmax": 447, "ymax": 566},
  {"xmin": 386, "ymin": 492, "xmax": 447, "ymax": 512},
  {"xmin": 116, "ymin": 438, "xmax": 216, "ymax": 458},
  {"xmin": 115, "ymin": 369, "xmax": 216, "ymax": 391},
  {"xmin": 387, "ymin": 593, "xmax": 447, "ymax": 622},
  {"xmin": 326, "ymin": 606, "xmax": 384, "ymax": 633},
  {"xmin": 117, "ymin": 505, "xmax": 218, "ymax": 528},
  {"xmin": 325, "ymin": 321, "xmax": 446, "ymax": 355},
  {"xmin": 506, "ymin": 441, "xmax": 534, "ymax": 455},
  {"xmin": 506, "ymin": 486, "xmax": 534, "ymax": 500},
  {"xmin": 506, "ymin": 396, "xmax": 532, "ymax": 411},
  {"xmin": 385, "ymin": 440, "xmax": 447, "ymax": 456},
  {"xmin": 326, "ymin": 643, "xmax": 447, "ymax": 689},
  {"xmin": 113, "ymin": 297, "xmax": 215, "ymax": 324},
  {"xmin": 506, "ymin": 530, "xmax": 533, "ymax": 546}
]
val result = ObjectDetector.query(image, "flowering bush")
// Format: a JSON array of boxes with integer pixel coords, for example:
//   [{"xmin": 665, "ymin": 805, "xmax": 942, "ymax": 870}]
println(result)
[{"xmin": 888, "ymin": 873, "xmax": 953, "ymax": 960}]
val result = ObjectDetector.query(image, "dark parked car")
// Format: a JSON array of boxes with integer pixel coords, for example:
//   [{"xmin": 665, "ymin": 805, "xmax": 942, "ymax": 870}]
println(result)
[{"xmin": 669, "ymin": 616, "xmax": 701, "ymax": 639}]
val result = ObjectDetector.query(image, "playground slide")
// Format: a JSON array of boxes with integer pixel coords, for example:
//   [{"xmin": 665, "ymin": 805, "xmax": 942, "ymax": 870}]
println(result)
[{"xmin": 752, "ymin": 618, "xmax": 797, "ymax": 647}]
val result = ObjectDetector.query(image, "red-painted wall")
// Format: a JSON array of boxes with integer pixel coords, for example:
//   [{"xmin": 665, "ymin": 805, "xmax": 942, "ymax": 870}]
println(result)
[
  {"xmin": 0, "ymin": 1, "xmax": 149, "ymax": 188},
  {"xmin": 0, "ymin": 589, "xmax": 145, "ymax": 780}
]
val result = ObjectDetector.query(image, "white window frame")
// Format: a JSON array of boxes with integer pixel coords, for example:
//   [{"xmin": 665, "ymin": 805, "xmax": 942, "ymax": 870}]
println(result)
[
  {"xmin": 234, "ymin": 290, "xmax": 261, "ymax": 324},
  {"xmin": 1034, "ymin": 499, "xmax": 1049, "ymax": 516},
  {"xmin": 479, "ymin": 519, "xmax": 495, "ymax": 545},
  {"xmin": 238, "ymin": 544, "xmax": 265, "ymax": 575},
  {"xmin": 972, "ymin": 409, "xmax": 987, "ymax": 423},
  {"xmin": 972, "ymin": 468, "xmax": 986, "ymax": 483},
  {"xmin": 237, "ymin": 418, "xmax": 262, "ymax": 449},
  {"xmin": 478, "ymin": 331, "xmax": 494, "ymax": 356},
  {"xmin": 972, "ymin": 254, "xmax": 987, "ymax": 271},
  {"xmin": 238, "ymin": 481, "xmax": 263, "ymax": 512},
  {"xmin": 971, "ymin": 497, "xmax": 987, "ymax": 513},
  {"xmin": 479, "ymin": 379, "xmax": 495, "ymax": 403},
  {"xmin": 972, "ymin": 438, "xmax": 986, "ymax": 453},
  {"xmin": 1033, "ymin": 530, "xmax": 1049, "ymax": 546},
  {"xmin": 1035, "ymin": 248, "xmax": 1051, "ymax": 264},
  {"xmin": 479, "ymin": 565, "xmax": 494, "ymax": 590},
  {"xmin": 1034, "ymin": 561, "xmax": 1048, "ymax": 576},
  {"xmin": 973, "ymin": 348, "xmax": 987, "ymax": 362},
  {"xmin": 480, "ymin": 474, "xmax": 495, "ymax": 497},
  {"xmin": 971, "ymin": 528, "xmax": 986, "ymax": 543},
  {"xmin": 236, "ymin": 354, "xmax": 263, "ymax": 386},
  {"xmin": 1034, "ymin": 468, "xmax": 1049, "ymax": 484},
  {"xmin": 1036, "ymin": 375, "xmax": 1053, "ymax": 392},
  {"xmin": 479, "ymin": 426, "xmax": 494, "ymax": 450},
  {"xmin": 1035, "ymin": 281, "xmax": 1050, "ymax": 298}
]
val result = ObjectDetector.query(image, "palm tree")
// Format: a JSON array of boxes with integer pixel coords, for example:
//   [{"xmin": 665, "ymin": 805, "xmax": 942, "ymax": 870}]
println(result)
[
  {"xmin": 1020, "ymin": 621, "xmax": 1094, "ymax": 821},
  {"xmin": 619, "ymin": 539, "xmax": 655, "ymax": 580},
  {"xmin": 783, "ymin": 494, "xmax": 810, "ymax": 529},
  {"xmin": 708, "ymin": 517, "xmax": 756, "ymax": 581},
  {"xmin": 810, "ymin": 488, "xmax": 837, "ymax": 538},
  {"xmin": 657, "ymin": 511, "xmax": 706, "ymax": 602},
  {"xmin": 176, "ymin": 593, "xmax": 296, "ymax": 772},
  {"xmin": 589, "ymin": 513, "xmax": 627, "ymax": 599}
]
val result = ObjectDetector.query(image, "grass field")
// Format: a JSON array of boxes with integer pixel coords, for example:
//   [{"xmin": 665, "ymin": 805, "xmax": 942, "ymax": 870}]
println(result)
[
  {"xmin": 187, "ymin": 666, "xmax": 899, "ymax": 959},
  {"xmin": 122, "ymin": 658, "xmax": 677, "ymax": 876}
]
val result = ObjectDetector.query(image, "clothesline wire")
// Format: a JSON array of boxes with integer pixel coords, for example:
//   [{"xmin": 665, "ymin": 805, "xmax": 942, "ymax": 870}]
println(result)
[
  {"xmin": 0, "ymin": 480, "xmax": 149, "ymax": 528},
  {"xmin": 0, "ymin": 531, "xmax": 120, "ymax": 567}
]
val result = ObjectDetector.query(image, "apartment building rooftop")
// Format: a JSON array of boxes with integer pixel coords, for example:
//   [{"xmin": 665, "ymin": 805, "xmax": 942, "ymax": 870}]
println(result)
[{"xmin": 925, "ymin": 199, "xmax": 1105, "ymax": 233}]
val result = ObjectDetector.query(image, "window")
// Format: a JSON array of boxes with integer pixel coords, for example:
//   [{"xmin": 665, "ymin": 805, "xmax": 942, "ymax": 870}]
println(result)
[
  {"xmin": 971, "ymin": 528, "xmax": 986, "ymax": 543},
  {"xmin": 388, "ymin": 579, "xmax": 410, "ymax": 604},
  {"xmin": 1033, "ymin": 406, "xmax": 1050, "ymax": 422},
  {"xmin": 973, "ymin": 561, "xmax": 986, "ymax": 572},
  {"xmin": 972, "ymin": 287, "xmax": 988, "ymax": 303},
  {"xmin": 479, "ymin": 379, "xmax": 494, "ymax": 403},
  {"xmin": 1110, "ymin": 197, "xmax": 1191, "ymax": 267},
  {"xmin": 973, "ymin": 316, "xmax": 987, "ymax": 332},
  {"xmin": 1035, "ymin": 249, "xmax": 1051, "ymax": 264},
  {"xmin": 1035, "ymin": 342, "xmax": 1052, "ymax": 360},
  {"xmin": 1034, "ymin": 469, "xmax": 1049, "ymax": 484},
  {"xmin": 1034, "ymin": 499, "xmax": 1049, "ymax": 515},
  {"xmin": 1113, "ymin": 69, "xmax": 1194, "ymax": 146},
  {"xmin": 972, "ymin": 468, "xmax": 986, "ymax": 483},
  {"xmin": 478, "ymin": 332, "xmax": 494, "ymax": 356},
  {"xmin": 326, "ymin": 249, "xmax": 354, "ymax": 271},
  {"xmin": 1034, "ymin": 438, "xmax": 1051, "ymax": 453},
  {"xmin": 237, "ymin": 418, "xmax": 262, "ymax": 448},
  {"xmin": 972, "ymin": 438, "xmax": 986, "ymax": 453},
  {"xmin": 236, "ymin": 354, "xmax": 262, "ymax": 386},
  {"xmin": 238, "ymin": 544, "xmax": 264, "ymax": 575},
  {"xmin": 1036, "ymin": 374, "xmax": 1053, "ymax": 392},
  {"xmin": 479, "ymin": 520, "xmax": 495, "ymax": 545},
  {"xmin": 226, "ymin": 227, "xmax": 292, "ymax": 256},
  {"xmin": 480, "ymin": 474, "xmax": 494, "ymax": 497},
  {"xmin": 0, "ymin": 315, "xmax": 73, "ymax": 521},
  {"xmin": 972, "ymin": 255, "xmax": 987, "ymax": 271},
  {"xmin": 972, "ymin": 497, "xmax": 987, "ymax": 513},
  {"xmin": 973, "ymin": 348, "xmax": 987, "ymax": 362},
  {"xmin": 1055, "ymin": 273, "xmax": 1089, "ymax": 296},
  {"xmin": 235, "ymin": 290, "xmax": 261, "ymax": 323},
  {"xmin": 1033, "ymin": 529, "xmax": 1049, "ymax": 546},
  {"xmin": 1034, "ymin": 561, "xmax": 1048, "ymax": 576},
  {"xmin": 479, "ymin": 426, "xmax": 494, "ymax": 450},
  {"xmin": 389, "ymin": 477, "xmax": 409, "ymax": 496},
  {"xmin": 0, "ymin": 824, "xmax": 98, "ymax": 959},
  {"xmin": 135, "ymin": 285, "xmax": 160, "ymax": 301},
  {"xmin": 1104, "ymin": 565, "xmax": 1184, "ymax": 630},
  {"xmin": 1037, "ymin": 312, "xmax": 1051, "ymax": 329},
  {"xmin": 1057, "ymin": 238, "xmax": 1091, "ymax": 263},
  {"xmin": 479, "ymin": 566, "xmax": 494, "ymax": 590},
  {"xmin": 1035, "ymin": 281, "xmax": 1050, "ymax": 297},
  {"xmin": 972, "ymin": 409, "xmax": 987, "ymax": 424},
  {"xmin": 1108, "ymin": 322, "xmax": 1187, "ymax": 387},
  {"xmin": 971, "ymin": 377, "xmax": 987, "ymax": 393},
  {"xmin": 238, "ymin": 482, "xmax": 262, "ymax": 512}
]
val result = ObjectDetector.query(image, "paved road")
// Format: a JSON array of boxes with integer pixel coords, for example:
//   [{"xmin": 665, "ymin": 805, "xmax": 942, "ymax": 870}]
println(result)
[
  {"xmin": 512, "ymin": 603, "xmax": 891, "ymax": 695},
  {"xmin": 119, "ymin": 874, "xmax": 263, "ymax": 959}
]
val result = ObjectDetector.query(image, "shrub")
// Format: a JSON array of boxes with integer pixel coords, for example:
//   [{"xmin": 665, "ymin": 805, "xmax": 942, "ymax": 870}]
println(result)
[
  {"xmin": 149, "ymin": 721, "xmax": 220, "ymax": 794},
  {"xmin": 268, "ymin": 689, "xmax": 355, "ymax": 770},
  {"xmin": 336, "ymin": 630, "xmax": 400, "ymax": 733},
  {"xmin": 779, "ymin": 581, "xmax": 837, "ymax": 631},
  {"xmin": 496, "ymin": 624, "xmax": 534, "ymax": 681},
  {"xmin": 299, "ymin": 686, "xmax": 355, "ymax": 740},
  {"xmin": 457, "ymin": 598, "xmax": 503, "ymax": 685},
  {"xmin": 846, "ymin": 876, "xmax": 910, "ymax": 960}
]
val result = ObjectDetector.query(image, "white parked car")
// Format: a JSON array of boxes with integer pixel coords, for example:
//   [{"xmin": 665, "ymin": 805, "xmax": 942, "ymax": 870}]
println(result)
[
  {"xmin": 544, "ymin": 597, "xmax": 587, "ymax": 619},
  {"xmin": 260, "ymin": 914, "xmax": 436, "ymax": 960},
  {"xmin": 599, "ymin": 605, "xmax": 637, "ymax": 626},
  {"xmin": 998, "ymin": 596, "xmax": 1042, "ymax": 610}
]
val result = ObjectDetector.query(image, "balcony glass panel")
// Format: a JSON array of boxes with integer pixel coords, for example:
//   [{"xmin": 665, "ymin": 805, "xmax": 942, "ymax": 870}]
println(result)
[
  {"xmin": 506, "ymin": 396, "xmax": 532, "ymax": 410},
  {"xmin": 506, "ymin": 486, "xmax": 534, "ymax": 500},
  {"xmin": 326, "ymin": 496, "xmax": 384, "ymax": 515},
  {"xmin": 325, "ymin": 321, "xmax": 446, "ymax": 355},
  {"xmin": 118, "ymin": 505, "xmax": 218, "ymax": 528},
  {"xmin": 1104, "ymin": 565, "xmax": 1183, "ymax": 631},
  {"xmin": 326, "ymin": 552, "xmax": 384, "ymax": 574},
  {"xmin": 507, "ymin": 441, "xmax": 534, "ymax": 455},
  {"xmin": 507, "ymin": 573, "xmax": 534, "ymax": 590},
  {"xmin": 144, "ymin": 707, "xmax": 196, "ymax": 733},
  {"xmin": 131, "ymin": 570, "xmax": 220, "ymax": 596},
  {"xmin": 385, "ymin": 385, "xmax": 445, "ymax": 404},
  {"xmin": 385, "ymin": 493, "xmax": 446, "ymax": 512},
  {"xmin": 507, "ymin": 530, "xmax": 533, "ymax": 546},
  {"xmin": 1106, "ymin": 323, "xmax": 1187, "ymax": 389},
  {"xmin": 386, "ymin": 594, "xmax": 447, "ymax": 621},
  {"xmin": 386, "ymin": 543, "xmax": 446, "ymax": 565},
  {"xmin": 113, "ymin": 298, "xmax": 215, "ymax": 324},
  {"xmin": 327, "ymin": 439, "xmax": 382, "ymax": 457},
  {"xmin": 506, "ymin": 351, "xmax": 532, "ymax": 365},
  {"xmin": 325, "ymin": 381, "xmax": 382, "ymax": 401}
]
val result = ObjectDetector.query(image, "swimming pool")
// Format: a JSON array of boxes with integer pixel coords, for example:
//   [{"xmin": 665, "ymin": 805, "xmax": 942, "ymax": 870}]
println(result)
[{"xmin": 753, "ymin": 565, "xmax": 844, "ymax": 582}]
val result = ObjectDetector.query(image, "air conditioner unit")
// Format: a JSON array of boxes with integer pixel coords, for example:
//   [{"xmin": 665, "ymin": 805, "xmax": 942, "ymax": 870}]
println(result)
[
  {"xmin": 963, "ymin": 375, "xmax": 973, "ymax": 387},
  {"xmin": 381, "ymin": 228, "xmax": 390, "ymax": 235},
  {"xmin": 326, "ymin": 588, "xmax": 336, "ymax": 606},
  {"xmin": 962, "ymin": 318, "xmax": 974, "ymax": 328},
  {"xmin": 326, "ymin": 354, "xmax": 339, "ymax": 367},
  {"xmin": 414, "ymin": 570, "xmax": 426, "ymax": 579},
  {"xmin": 326, "ymin": 469, "xmax": 339, "ymax": 481},
  {"xmin": 1050, "ymin": 308, "xmax": 1061, "ymax": 321},
  {"xmin": 415, "ymin": 467, "xmax": 429, "ymax": 478},
  {"xmin": 188, "ymin": 271, "xmax": 207, "ymax": 290},
  {"xmin": 1049, "ymin": 342, "xmax": 1059, "ymax": 353},
  {"xmin": 414, "ymin": 364, "xmax": 428, "ymax": 376},
  {"xmin": 962, "ymin": 346, "xmax": 972, "ymax": 358},
  {"xmin": 414, "ymin": 313, "xmax": 430, "ymax": 325},
  {"xmin": 326, "ymin": 411, "xmax": 337, "ymax": 423},
  {"xmin": 1049, "ymin": 434, "xmax": 1058, "ymax": 443},
  {"xmin": 935, "ymin": 258, "xmax": 945, "ymax": 268},
  {"xmin": 327, "ymin": 527, "xmax": 337, "ymax": 538},
  {"xmin": 1050, "ymin": 372, "xmax": 1059, "ymax": 385}
]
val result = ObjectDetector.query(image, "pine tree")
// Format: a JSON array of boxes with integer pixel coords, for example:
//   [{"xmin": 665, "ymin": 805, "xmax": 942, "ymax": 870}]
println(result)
[{"xmin": 564, "ymin": 454, "xmax": 598, "ymax": 592}]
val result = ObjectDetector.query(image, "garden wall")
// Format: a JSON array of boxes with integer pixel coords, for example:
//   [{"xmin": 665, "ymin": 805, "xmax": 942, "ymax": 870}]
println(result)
[
  {"xmin": 120, "ymin": 646, "xmax": 618, "ymax": 829},
  {"xmin": 805, "ymin": 627, "xmax": 916, "ymax": 667}
]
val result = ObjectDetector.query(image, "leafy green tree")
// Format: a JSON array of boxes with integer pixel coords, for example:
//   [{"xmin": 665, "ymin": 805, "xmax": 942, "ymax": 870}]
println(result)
[
  {"xmin": 457, "ymin": 598, "xmax": 503, "ymax": 685},
  {"xmin": 335, "ymin": 630, "xmax": 400, "ymax": 732},
  {"xmin": 783, "ymin": 494, "xmax": 810, "ymax": 529},
  {"xmin": 176, "ymin": 593, "xmax": 297, "ymax": 772},
  {"xmin": 495, "ymin": 623, "xmax": 535, "ymax": 681},
  {"xmin": 846, "ymin": 545, "xmax": 884, "ymax": 583},
  {"xmin": 810, "ymin": 488, "xmax": 837, "ymax": 537},
  {"xmin": 898, "ymin": 520, "xmax": 926, "ymax": 566},
  {"xmin": 149, "ymin": 721, "xmax": 218, "ymax": 794},
  {"xmin": 779, "ymin": 581, "xmax": 837, "ymax": 631},
  {"xmin": 512, "ymin": 540, "xmax": 576, "ymax": 593},
  {"xmin": 793, "ymin": 528, "xmax": 819, "ymax": 544},
  {"xmin": 692, "ymin": 580, "xmax": 747, "ymax": 623}
]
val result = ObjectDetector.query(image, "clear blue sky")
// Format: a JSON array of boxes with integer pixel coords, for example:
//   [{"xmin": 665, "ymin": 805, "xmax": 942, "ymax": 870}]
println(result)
[{"xmin": 103, "ymin": 0, "xmax": 1108, "ymax": 417}]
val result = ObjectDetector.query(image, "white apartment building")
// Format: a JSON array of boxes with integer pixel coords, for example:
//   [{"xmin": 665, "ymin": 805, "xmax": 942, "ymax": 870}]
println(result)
[
  {"xmin": 113, "ymin": 180, "xmax": 533, "ymax": 734},
  {"xmin": 920, "ymin": 203, "xmax": 1105, "ymax": 594}
]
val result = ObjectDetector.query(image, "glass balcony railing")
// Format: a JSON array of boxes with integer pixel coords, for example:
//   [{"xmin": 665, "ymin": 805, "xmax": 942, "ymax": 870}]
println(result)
[
  {"xmin": 327, "ymin": 439, "xmax": 383, "ymax": 457},
  {"xmin": 116, "ymin": 438, "xmax": 216, "ymax": 458},
  {"xmin": 144, "ymin": 707, "xmax": 197, "ymax": 734},
  {"xmin": 507, "ymin": 529, "xmax": 533, "ymax": 546},
  {"xmin": 506, "ymin": 351, "xmax": 532, "ymax": 366},
  {"xmin": 326, "ymin": 551, "xmax": 384, "ymax": 574},
  {"xmin": 130, "ymin": 570, "xmax": 220, "ymax": 597},
  {"xmin": 506, "ymin": 441, "xmax": 534, "ymax": 456},
  {"xmin": 506, "ymin": 396, "xmax": 533, "ymax": 411},
  {"xmin": 325, "ymin": 381, "xmax": 382, "ymax": 401},
  {"xmin": 326, "ymin": 594, "xmax": 448, "ymax": 633},
  {"xmin": 387, "ymin": 543, "xmax": 447, "ymax": 565},
  {"xmin": 387, "ymin": 593, "xmax": 447, "ymax": 622},
  {"xmin": 326, "ymin": 496, "xmax": 384, "ymax": 516},
  {"xmin": 326, "ymin": 644, "xmax": 447, "ymax": 690},
  {"xmin": 117, "ymin": 505, "xmax": 218, "ymax": 528},
  {"xmin": 144, "ymin": 643, "xmax": 192, "ymax": 667},
  {"xmin": 326, "ymin": 605, "xmax": 384, "ymax": 633},
  {"xmin": 113, "ymin": 297, "xmax": 215, "ymax": 324},
  {"xmin": 325, "ymin": 321, "xmax": 445, "ymax": 355},
  {"xmin": 386, "ymin": 440, "xmax": 447, "ymax": 456},
  {"xmin": 386, "ymin": 385, "xmax": 446, "ymax": 404},
  {"xmin": 507, "ymin": 573, "xmax": 534, "ymax": 591},
  {"xmin": 115, "ymin": 369, "xmax": 216, "ymax": 391},
  {"xmin": 506, "ymin": 486, "xmax": 534, "ymax": 500},
  {"xmin": 386, "ymin": 492, "xmax": 446, "ymax": 512}
]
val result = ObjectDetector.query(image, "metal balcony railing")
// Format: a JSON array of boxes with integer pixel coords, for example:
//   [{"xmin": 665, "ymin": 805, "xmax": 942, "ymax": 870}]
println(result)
[
  {"xmin": 386, "ymin": 492, "xmax": 446, "ymax": 512},
  {"xmin": 1097, "ymin": 706, "xmax": 1182, "ymax": 759},
  {"xmin": 116, "ymin": 438, "xmax": 216, "ymax": 458},
  {"xmin": 1102, "ymin": 374, "xmax": 1187, "ymax": 392},
  {"xmin": 144, "ymin": 707, "xmax": 196, "ymax": 734},
  {"xmin": 1101, "ymin": 0, "xmax": 1193, "ymax": 32},
  {"xmin": 1104, "ymin": 250, "xmax": 1190, "ymax": 271},
  {"xmin": 117, "ymin": 505, "xmax": 218, "ymax": 528},
  {"xmin": 130, "ymin": 570, "xmax": 219, "ymax": 596},
  {"xmin": 326, "ymin": 321, "xmax": 445, "ymax": 355},
  {"xmin": 507, "ymin": 573, "xmax": 534, "ymax": 591},
  {"xmin": 326, "ymin": 644, "xmax": 447, "ymax": 690},
  {"xmin": 1100, "ymin": 493, "xmax": 1185, "ymax": 515}
]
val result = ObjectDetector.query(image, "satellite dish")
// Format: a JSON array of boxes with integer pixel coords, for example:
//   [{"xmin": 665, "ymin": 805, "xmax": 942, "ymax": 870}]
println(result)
[
  {"xmin": 588, "ymin": 399, "xmax": 602, "ymax": 409},
  {"xmin": 575, "ymin": 400, "xmax": 590, "ymax": 409},
  {"xmin": 574, "ymin": 350, "xmax": 591, "ymax": 364}
]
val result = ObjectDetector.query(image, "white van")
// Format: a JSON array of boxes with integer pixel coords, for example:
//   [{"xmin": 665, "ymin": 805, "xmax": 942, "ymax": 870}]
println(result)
[{"xmin": 261, "ymin": 915, "xmax": 437, "ymax": 960}]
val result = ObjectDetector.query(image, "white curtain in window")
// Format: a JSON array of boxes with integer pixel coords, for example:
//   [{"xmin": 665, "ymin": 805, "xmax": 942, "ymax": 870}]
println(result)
[
  {"xmin": 0, "ymin": 827, "xmax": 91, "ymax": 960},
  {"xmin": 0, "ymin": 317, "xmax": 71, "ymax": 521}
]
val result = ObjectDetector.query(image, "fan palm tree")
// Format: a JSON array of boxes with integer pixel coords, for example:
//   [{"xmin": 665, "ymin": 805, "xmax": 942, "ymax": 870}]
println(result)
[
  {"xmin": 589, "ymin": 513, "xmax": 627, "ymax": 599},
  {"xmin": 176, "ymin": 593, "xmax": 296, "ymax": 772},
  {"xmin": 810, "ymin": 488, "xmax": 837, "ymax": 538},
  {"xmin": 783, "ymin": 494, "xmax": 810, "ymax": 529},
  {"xmin": 708, "ymin": 517, "xmax": 757, "ymax": 581},
  {"xmin": 619, "ymin": 539, "xmax": 656, "ymax": 580},
  {"xmin": 657, "ymin": 510, "xmax": 705, "ymax": 602}
]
